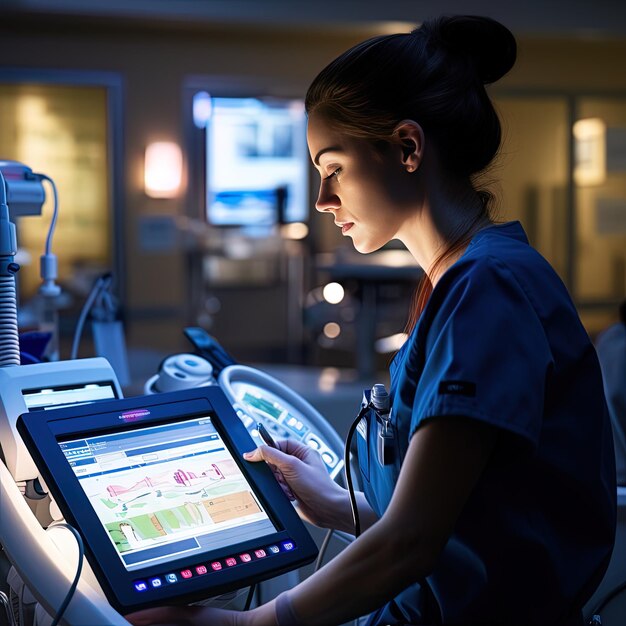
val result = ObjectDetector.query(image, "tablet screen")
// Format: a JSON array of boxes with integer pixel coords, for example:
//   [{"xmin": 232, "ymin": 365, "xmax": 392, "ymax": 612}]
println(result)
[{"xmin": 60, "ymin": 415, "xmax": 277, "ymax": 572}]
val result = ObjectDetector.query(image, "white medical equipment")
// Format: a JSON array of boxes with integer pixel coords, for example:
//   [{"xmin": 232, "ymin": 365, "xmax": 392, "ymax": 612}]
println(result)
[
  {"xmin": 145, "ymin": 328, "xmax": 346, "ymax": 481},
  {"xmin": 219, "ymin": 365, "xmax": 344, "ymax": 480},
  {"xmin": 0, "ymin": 359, "xmax": 129, "ymax": 626},
  {"xmin": 0, "ymin": 162, "xmax": 130, "ymax": 625},
  {"xmin": 0, "ymin": 359, "xmax": 121, "ymax": 486}
]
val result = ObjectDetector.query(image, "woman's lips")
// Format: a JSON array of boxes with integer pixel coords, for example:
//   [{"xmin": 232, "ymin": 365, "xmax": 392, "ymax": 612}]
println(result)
[{"xmin": 340, "ymin": 223, "xmax": 354, "ymax": 234}]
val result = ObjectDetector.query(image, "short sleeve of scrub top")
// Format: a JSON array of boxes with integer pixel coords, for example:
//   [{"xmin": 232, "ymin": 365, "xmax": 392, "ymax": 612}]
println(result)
[{"xmin": 400, "ymin": 255, "xmax": 552, "ymax": 448}]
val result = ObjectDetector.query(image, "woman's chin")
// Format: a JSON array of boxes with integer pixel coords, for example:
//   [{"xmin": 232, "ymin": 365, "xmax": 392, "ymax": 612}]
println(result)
[{"xmin": 353, "ymin": 239, "xmax": 385, "ymax": 255}]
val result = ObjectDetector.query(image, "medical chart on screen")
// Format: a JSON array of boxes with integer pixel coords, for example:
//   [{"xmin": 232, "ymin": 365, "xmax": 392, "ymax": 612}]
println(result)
[{"xmin": 60, "ymin": 416, "xmax": 276, "ymax": 571}]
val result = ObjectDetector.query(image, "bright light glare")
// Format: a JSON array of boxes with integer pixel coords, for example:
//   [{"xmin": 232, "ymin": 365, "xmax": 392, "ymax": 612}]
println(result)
[
  {"xmin": 144, "ymin": 142, "xmax": 183, "ymax": 198},
  {"xmin": 318, "ymin": 367, "xmax": 340, "ymax": 392},
  {"xmin": 322, "ymin": 282, "xmax": 344, "ymax": 304},
  {"xmin": 323, "ymin": 322, "xmax": 341, "ymax": 339},
  {"xmin": 280, "ymin": 222, "xmax": 309, "ymax": 240},
  {"xmin": 375, "ymin": 332, "xmax": 408, "ymax": 354},
  {"xmin": 193, "ymin": 91, "xmax": 212, "ymax": 128},
  {"xmin": 573, "ymin": 117, "xmax": 606, "ymax": 186}
]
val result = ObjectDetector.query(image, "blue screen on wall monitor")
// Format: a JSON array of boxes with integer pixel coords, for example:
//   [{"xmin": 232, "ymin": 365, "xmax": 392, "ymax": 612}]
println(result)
[{"xmin": 61, "ymin": 416, "xmax": 277, "ymax": 572}]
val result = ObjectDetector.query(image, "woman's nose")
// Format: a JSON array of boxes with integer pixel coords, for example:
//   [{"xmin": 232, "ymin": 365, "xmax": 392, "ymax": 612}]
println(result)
[{"xmin": 315, "ymin": 183, "xmax": 340, "ymax": 213}]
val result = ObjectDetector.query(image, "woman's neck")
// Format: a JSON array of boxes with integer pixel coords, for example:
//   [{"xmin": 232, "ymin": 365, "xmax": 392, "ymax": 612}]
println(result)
[{"xmin": 399, "ymin": 181, "xmax": 490, "ymax": 285}]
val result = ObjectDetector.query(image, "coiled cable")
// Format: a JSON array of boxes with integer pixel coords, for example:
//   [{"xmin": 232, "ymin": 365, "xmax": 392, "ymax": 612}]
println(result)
[{"xmin": 0, "ymin": 269, "xmax": 20, "ymax": 366}]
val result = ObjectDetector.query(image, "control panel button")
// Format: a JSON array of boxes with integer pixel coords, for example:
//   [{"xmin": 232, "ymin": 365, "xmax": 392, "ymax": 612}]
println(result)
[
  {"xmin": 211, "ymin": 561, "xmax": 222, "ymax": 571},
  {"xmin": 321, "ymin": 452, "xmax": 336, "ymax": 467},
  {"xmin": 254, "ymin": 549, "xmax": 267, "ymax": 558},
  {"xmin": 225, "ymin": 557, "xmax": 237, "ymax": 567},
  {"xmin": 307, "ymin": 436, "xmax": 321, "ymax": 450},
  {"xmin": 196, "ymin": 565, "xmax": 208, "ymax": 575},
  {"xmin": 180, "ymin": 569, "xmax": 193, "ymax": 579},
  {"xmin": 165, "ymin": 573, "xmax": 178, "ymax": 584},
  {"xmin": 149, "ymin": 577, "xmax": 162, "ymax": 588},
  {"xmin": 239, "ymin": 553, "xmax": 252, "ymax": 563},
  {"xmin": 281, "ymin": 541, "xmax": 295, "ymax": 551},
  {"xmin": 268, "ymin": 545, "xmax": 280, "ymax": 554},
  {"xmin": 134, "ymin": 581, "xmax": 148, "ymax": 592},
  {"xmin": 286, "ymin": 416, "xmax": 308, "ymax": 436}
]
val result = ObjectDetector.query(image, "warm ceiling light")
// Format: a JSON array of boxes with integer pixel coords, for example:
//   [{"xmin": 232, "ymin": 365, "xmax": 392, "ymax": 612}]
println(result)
[{"xmin": 144, "ymin": 142, "xmax": 183, "ymax": 198}]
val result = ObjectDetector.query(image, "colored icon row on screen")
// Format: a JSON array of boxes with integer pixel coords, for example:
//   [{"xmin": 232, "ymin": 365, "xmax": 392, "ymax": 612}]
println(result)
[{"xmin": 134, "ymin": 540, "xmax": 296, "ymax": 593}]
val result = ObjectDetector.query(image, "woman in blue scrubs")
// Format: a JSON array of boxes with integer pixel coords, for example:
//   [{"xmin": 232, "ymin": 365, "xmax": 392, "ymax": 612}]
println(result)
[{"xmin": 129, "ymin": 14, "xmax": 616, "ymax": 626}]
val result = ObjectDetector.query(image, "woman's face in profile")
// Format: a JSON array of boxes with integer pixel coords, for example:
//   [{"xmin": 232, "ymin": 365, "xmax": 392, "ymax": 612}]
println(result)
[{"xmin": 307, "ymin": 113, "xmax": 416, "ymax": 254}]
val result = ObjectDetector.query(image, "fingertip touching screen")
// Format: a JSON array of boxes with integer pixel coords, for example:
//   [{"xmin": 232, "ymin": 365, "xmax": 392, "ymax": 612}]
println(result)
[{"xmin": 17, "ymin": 387, "xmax": 317, "ymax": 613}]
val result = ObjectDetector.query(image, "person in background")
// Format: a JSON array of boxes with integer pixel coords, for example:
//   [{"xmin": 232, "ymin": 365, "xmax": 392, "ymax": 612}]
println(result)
[
  {"xmin": 595, "ymin": 299, "xmax": 626, "ymax": 486},
  {"xmin": 129, "ymin": 15, "xmax": 616, "ymax": 626}
]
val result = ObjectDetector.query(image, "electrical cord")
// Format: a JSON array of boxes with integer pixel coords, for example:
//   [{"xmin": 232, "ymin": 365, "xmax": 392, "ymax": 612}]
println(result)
[
  {"xmin": 34, "ymin": 174, "xmax": 62, "ymax": 300},
  {"xmin": 309, "ymin": 400, "xmax": 372, "ymax": 571},
  {"xmin": 314, "ymin": 529, "xmax": 335, "ymax": 572},
  {"xmin": 70, "ymin": 273, "xmax": 112, "ymax": 360},
  {"xmin": 243, "ymin": 584, "xmax": 256, "ymax": 611},
  {"xmin": 0, "ymin": 590, "xmax": 18, "ymax": 626},
  {"xmin": 36, "ymin": 174, "xmax": 58, "ymax": 257},
  {"xmin": 49, "ymin": 522, "xmax": 84, "ymax": 626}
]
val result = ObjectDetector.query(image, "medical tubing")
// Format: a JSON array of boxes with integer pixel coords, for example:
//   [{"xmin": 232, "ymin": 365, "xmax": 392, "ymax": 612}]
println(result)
[
  {"xmin": 344, "ymin": 404, "xmax": 370, "ymax": 538},
  {"xmin": 243, "ymin": 584, "xmax": 256, "ymax": 611},
  {"xmin": 36, "ymin": 174, "xmax": 58, "ymax": 256},
  {"xmin": 49, "ymin": 522, "xmax": 84, "ymax": 626},
  {"xmin": 70, "ymin": 273, "xmax": 112, "ymax": 360},
  {"xmin": 314, "ymin": 528, "xmax": 335, "ymax": 572},
  {"xmin": 0, "ymin": 590, "xmax": 18, "ymax": 626}
]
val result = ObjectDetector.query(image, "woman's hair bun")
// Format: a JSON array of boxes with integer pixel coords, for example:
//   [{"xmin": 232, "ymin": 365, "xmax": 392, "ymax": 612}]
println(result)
[{"xmin": 419, "ymin": 15, "xmax": 517, "ymax": 84}]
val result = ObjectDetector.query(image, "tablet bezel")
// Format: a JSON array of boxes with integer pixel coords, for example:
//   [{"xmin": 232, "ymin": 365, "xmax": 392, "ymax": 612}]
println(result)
[{"xmin": 17, "ymin": 386, "xmax": 318, "ymax": 613}]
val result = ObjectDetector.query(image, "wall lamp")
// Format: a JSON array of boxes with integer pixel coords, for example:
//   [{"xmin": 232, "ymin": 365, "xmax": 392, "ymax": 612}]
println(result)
[
  {"xmin": 573, "ymin": 118, "xmax": 606, "ymax": 187},
  {"xmin": 144, "ymin": 141, "xmax": 183, "ymax": 198}
]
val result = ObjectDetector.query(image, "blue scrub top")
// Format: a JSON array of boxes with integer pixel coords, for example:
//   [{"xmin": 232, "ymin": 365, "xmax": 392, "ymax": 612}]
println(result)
[{"xmin": 358, "ymin": 222, "xmax": 616, "ymax": 626}]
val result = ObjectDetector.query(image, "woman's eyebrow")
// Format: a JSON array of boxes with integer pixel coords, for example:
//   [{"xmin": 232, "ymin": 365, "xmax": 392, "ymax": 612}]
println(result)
[{"xmin": 314, "ymin": 146, "xmax": 343, "ymax": 165}]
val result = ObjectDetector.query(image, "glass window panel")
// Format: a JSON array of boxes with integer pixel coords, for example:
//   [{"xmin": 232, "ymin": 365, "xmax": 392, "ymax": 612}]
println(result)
[
  {"xmin": 0, "ymin": 83, "xmax": 110, "ymax": 300},
  {"xmin": 493, "ymin": 97, "xmax": 569, "ymax": 279}
]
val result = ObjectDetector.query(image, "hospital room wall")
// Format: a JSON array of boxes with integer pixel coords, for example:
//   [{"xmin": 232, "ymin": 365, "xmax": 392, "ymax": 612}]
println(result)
[{"xmin": 0, "ymin": 20, "xmax": 625, "ymax": 358}]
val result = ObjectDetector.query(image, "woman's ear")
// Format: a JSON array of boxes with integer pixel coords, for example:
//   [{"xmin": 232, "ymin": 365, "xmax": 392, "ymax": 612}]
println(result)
[{"xmin": 393, "ymin": 120, "xmax": 424, "ymax": 173}]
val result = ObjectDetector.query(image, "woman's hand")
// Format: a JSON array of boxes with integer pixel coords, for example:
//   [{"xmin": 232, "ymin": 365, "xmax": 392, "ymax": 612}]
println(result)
[
  {"xmin": 126, "ymin": 598, "xmax": 277, "ymax": 626},
  {"xmin": 125, "ymin": 605, "xmax": 239, "ymax": 626},
  {"xmin": 243, "ymin": 439, "xmax": 348, "ymax": 528}
]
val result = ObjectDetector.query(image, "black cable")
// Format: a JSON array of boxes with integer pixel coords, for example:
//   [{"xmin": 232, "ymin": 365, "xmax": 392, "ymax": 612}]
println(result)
[
  {"xmin": 50, "ymin": 522, "xmax": 84, "ymax": 626},
  {"xmin": 0, "ymin": 590, "xmax": 18, "ymax": 626},
  {"xmin": 344, "ymin": 404, "xmax": 370, "ymax": 539},
  {"xmin": 243, "ymin": 584, "xmax": 256, "ymax": 611},
  {"xmin": 314, "ymin": 528, "xmax": 335, "ymax": 572}
]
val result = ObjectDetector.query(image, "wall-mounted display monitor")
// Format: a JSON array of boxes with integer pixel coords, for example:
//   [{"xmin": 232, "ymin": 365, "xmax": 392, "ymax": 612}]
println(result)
[
  {"xmin": 206, "ymin": 97, "xmax": 308, "ymax": 227},
  {"xmin": 17, "ymin": 387, "xmax": 317, "ymax": 613}
]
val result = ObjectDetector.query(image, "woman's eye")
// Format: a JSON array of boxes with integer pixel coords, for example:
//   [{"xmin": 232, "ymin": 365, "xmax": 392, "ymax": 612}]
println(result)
[{"xmin": 324, "ymin": 167, "xmax": 342, "ymax": 181}]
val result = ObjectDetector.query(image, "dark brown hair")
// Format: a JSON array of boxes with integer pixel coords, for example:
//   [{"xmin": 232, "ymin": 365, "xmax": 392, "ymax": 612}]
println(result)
[{"xmin": 305, "ymin": 15, "xmax": 517, "ymax": 332}]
